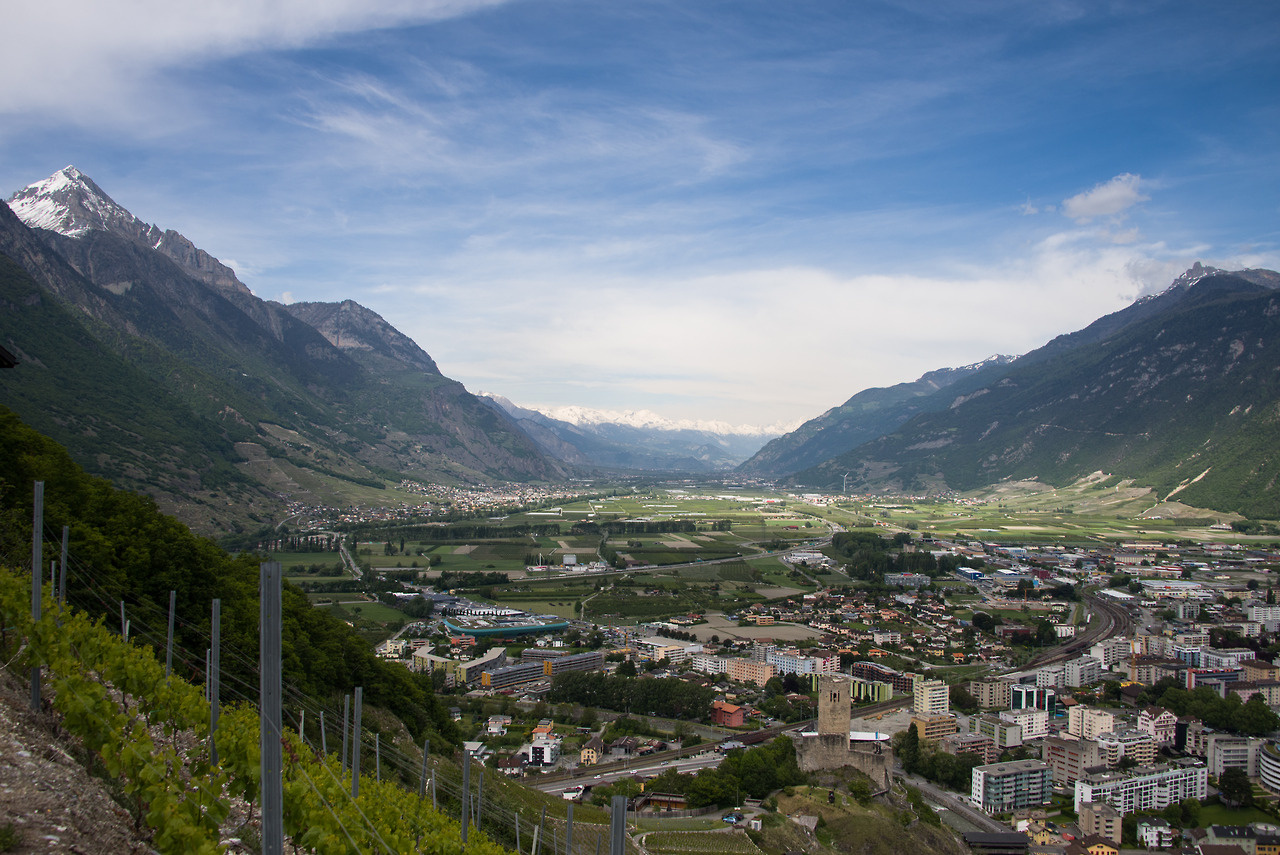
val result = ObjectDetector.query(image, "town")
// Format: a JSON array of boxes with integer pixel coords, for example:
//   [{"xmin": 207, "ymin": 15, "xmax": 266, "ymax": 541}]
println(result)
[{"xmin": 257, "ymin": 482, "xmax": 1280, "ymax": 854}]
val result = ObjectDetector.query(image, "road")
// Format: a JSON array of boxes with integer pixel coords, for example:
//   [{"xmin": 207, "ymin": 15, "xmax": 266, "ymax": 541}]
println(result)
[
  {"xmin": 902, "ymin": 772, "xmax": 1007, "ymax": 834},
  {"xmin": 532, "ymin": 751, "xmax": 729, "ymax": 796},
  {"xmin": 337, "ymin": 536, "xmax": 363, "ymax": 580}
]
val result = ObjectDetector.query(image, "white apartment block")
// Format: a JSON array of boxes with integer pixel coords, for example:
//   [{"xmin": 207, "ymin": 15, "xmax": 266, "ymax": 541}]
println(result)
[
  {"xmin": 636, "ymin": 637, "xmax": 693, "ymax": 663},
  {"xmin": 1074, "ymin": 763, "xmax": 1207, "ymax": 815},
  {"xmin": 1065, "ymin": 656, "xmax": 1103, "ymax": 688},
  {"xmin": 913, "ymin": 677, "xmax": 950, "ymax": 716},
  {"xmin": 971, "ymin": 760, "xmax": 1053, "ymax": 814},
  {"xmin": 1206, "ymin": 734, "xmax": 1263, "ymax": 778},
  {"xmin": 691, "ymin": 653, "xmax": 727, "ymax": 674},
  {"xmin": 1068, "ymin": 706, "xmax": 1116, "ymax": 742},
  {"xmin": 766, "ymin": 648, "xmax": 838, "ymax": 676},
  {"xmin": 1000, "ymin": 708, "xmax": 1048, "ymax": 741},
  {"xmin": 1036, "ymin": 665, "xmax": 1066, "ymax": 689},
  {"xmin": 1247, "ymin": 602, "xmax": 1280, "ymax": 626},
  {"xmin": 1090, "ymin": 637, "xmax": 1132, "ymax": 669},
  {"xmin": 1203, "ymin": 647, "xmax": 1255, "ymax": 670},
  {"xmin": 1137, "ymin": 707, "xmax": 1177, "ymax": 745},
  {"xmin": 1097, "ymin": 730, "xmax": 1158, "ymax": 766}
]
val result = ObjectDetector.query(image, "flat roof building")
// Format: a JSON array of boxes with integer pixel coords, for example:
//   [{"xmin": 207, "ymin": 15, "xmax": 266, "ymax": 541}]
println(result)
[{"xmin": 971, "ymin": 759, "xmax": 1053, "ymax": 815}]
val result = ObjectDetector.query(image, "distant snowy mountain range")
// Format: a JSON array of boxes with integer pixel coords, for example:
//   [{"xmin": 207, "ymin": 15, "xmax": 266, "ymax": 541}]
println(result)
[
  {"xmin": 487, "ymin": 396, "xmax": 800, "ymax": 437},
  {"xmin": 478, "ymin": 394, "xmax": 795, "ymax": 472}
]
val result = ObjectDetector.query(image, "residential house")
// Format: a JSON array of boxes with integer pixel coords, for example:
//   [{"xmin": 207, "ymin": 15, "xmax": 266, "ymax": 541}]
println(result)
[
  {"xmin": 580, "ymin": 736, "xmax": 605, "ymax": 766},
  {"xmin": 1137, "ymin": 707, "xmax": 1177, "ymax": 745},
  {"xmin": 712, "ymin": 700, "xmax": 746, "ymax": 727},
  {"xmin": 1135, "ymin": 818, "xmax": 1175, "ymax": 849}
]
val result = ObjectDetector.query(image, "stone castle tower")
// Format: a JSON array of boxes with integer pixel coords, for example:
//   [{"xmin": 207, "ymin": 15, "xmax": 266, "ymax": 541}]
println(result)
[
  {"xmin": 794, "ymin": 673, "xmax": 894, "ymax": 792},
  {"xmin": 817, "ymin": 674, "xmax": 851, "ymax": 736}
]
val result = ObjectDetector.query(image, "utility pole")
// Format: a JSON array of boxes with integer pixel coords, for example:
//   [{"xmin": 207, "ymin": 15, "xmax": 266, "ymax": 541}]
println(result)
[{"xmin": 259, "ymin": 562, "xmax": 283, "ymax": 855}]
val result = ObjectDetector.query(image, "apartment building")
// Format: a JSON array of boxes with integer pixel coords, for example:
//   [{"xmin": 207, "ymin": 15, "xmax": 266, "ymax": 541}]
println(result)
[
  {"xmin": 726, "ymin": 658, "xmax": 776, "ymax": 686},
  {"xmin": 1074, "ymin": 762, "xmax": 1207, "ymax": 815},
  {"xmin": 971, "ymin": 760, "xmax": 1053, "ymax": 814},
  {"xmin": 1000, "ymin": 708, "xmax": 1048, "ymax": 741},
  {"xmin": 1065, "ymin": 656, "xmax": 1103, "ymax": 688},
  {"xmin": 942, "ymin": 732, "xmax": 998, "ymax": 765},
  {"xmin": 1136, "ymin": 707, "xmax": 1177, "ymax": 745},
  {"xmin": 1096, "ymin": 730, "xmax": 1158, "ymax": 767},
  {"xmin": 1069, "ymin": 706, "xmax": 1116, "ymax": 741},
  {"xmin": 913, "ymin": 676, "xmax": 950, "ymax": 716},
  {"xmin": 1207, "ymin": 734, "xmax": 1263, "ymax": 777},
  {"xmin": 970, "ymin": 714, "xmax": 1023, "ymax": 750},
  {"xmin": 968, "ymin": 678, "xmax": 1013, "ymax": 710},
  {"xmin": 1045, "ymin": 735, "xmax": 1106, "ymax": 785},
  {"xmin": 1078, "ymin": 802, "xmax": 1123, "ymax": 844},
  {"xmin": 911, "ymin": 713, "xmax": 959, "ymax": 741}
]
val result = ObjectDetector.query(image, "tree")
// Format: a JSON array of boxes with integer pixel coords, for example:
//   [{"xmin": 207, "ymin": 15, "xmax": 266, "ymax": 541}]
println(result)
[
  {"xmin": 950, "ymin": 684, "xmax": 979, "ymax": 714},
  {"xmin": 1035, "ymin": 618, "xmax": 1057, "ymax": 647},
  {"xmin": 1179, "ymin": 797, "xmax": 1201, "ymax": 828},
  {"xmin": 893, "ymin": 724, "xmax": 921, "ymax": 775},
  {"xmin": 1234, "ymin": 693, "xmax": 1280, "ymax": 736},
  {"xmin": 1219, "ymin": 766, "xmax": 1252, "ymax": 808}
]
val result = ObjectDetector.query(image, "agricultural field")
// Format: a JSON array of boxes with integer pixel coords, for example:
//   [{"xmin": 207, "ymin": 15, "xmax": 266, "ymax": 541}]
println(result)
[
  {"xmin": 320, "ymin": 600, "xmax": 409, "ymax": 623},
  {"xmin": 801, "ymin": 473, "xmax": 1264, "ymax": 546},
  {"xmin": 258, "ymin": 550, "xmax": 351, "ymax": 582}
]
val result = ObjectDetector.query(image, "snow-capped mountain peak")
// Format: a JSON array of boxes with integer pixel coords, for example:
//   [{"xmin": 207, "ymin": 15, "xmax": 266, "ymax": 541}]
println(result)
[
  {"xmin": 6, "ymin": 166, "xmax": 251, "ymax": 297},
  {"xmin": 7, "ymin": 165, "xmax": 139, "ymax": 238}
]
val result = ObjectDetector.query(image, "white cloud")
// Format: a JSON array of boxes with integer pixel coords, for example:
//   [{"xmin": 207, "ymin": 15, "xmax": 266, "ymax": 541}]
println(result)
[
  {"xmin": 385, "ymin": 229, "xmax": 1186, "ymax": 425},
  {"xmin": 0, "ymin": 0, "xmax": 508, "ymax": 118},
  {"xmin": 1061, "ymin": 173, "xmax": 1149, "ymax": 222}
]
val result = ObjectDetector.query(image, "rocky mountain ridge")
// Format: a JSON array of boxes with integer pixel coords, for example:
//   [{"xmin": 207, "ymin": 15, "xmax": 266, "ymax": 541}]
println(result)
[
  {"xmin": 785, "ymin": 270, "xmax": 1280, "ymax": 518},
  {"xmin": 1, "ymin": 167, "xmax": 560, "ymax": 534},
  {"xmin": 7, "ymin": 166, "xmax": 251, "ymax": 297}
]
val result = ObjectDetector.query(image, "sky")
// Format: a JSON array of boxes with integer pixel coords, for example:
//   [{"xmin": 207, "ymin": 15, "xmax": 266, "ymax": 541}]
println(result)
[{"xmin": 2, "ymin": 0, "xmax": 1278, "ymax": 430}]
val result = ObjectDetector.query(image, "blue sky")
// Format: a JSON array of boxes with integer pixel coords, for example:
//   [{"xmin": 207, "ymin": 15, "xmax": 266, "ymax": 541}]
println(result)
[{"xmin": 2, "ymin": 0, "xmax": 1278, "ymax": 428}]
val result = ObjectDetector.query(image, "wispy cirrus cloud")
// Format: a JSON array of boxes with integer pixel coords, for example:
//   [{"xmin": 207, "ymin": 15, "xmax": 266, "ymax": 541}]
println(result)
[{"xmin": 0, "ymin": 0, "xmax": 509, "ymax": 120}]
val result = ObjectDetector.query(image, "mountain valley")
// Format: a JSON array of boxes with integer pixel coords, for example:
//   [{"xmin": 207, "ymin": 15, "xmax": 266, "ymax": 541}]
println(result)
[{"xmin": 2, "ymin": 167, "xmax": 1279, "ymax": 534}]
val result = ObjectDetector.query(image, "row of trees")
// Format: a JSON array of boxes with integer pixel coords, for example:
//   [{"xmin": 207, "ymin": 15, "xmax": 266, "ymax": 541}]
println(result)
[
  {"xmin": 1140, "ymin": 680, "xmax": 1280, "ymax": 736},
  {"xmin": 892, "ymin": 725, "xmax": 987, "ymax": 791},
  {"xmin": 827, "ymin": 531, "xmax": 968, "ymax": 582},
  {"xmin": 570, "ymin": 519, "xmax": 731, "ymax": 536},
  {"xmin": 547, "ymin": 670, "xmax": 714, "ymax": 720}
]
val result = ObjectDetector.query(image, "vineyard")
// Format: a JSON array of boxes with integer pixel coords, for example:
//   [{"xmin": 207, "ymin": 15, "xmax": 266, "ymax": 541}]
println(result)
[
  {"xmin": 643, "ymin": 830, "xmax": 764, "ymax": 855},
  {"xmin": 0, "ymin": 566, "xmax": 515, "ymax": 854}
]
